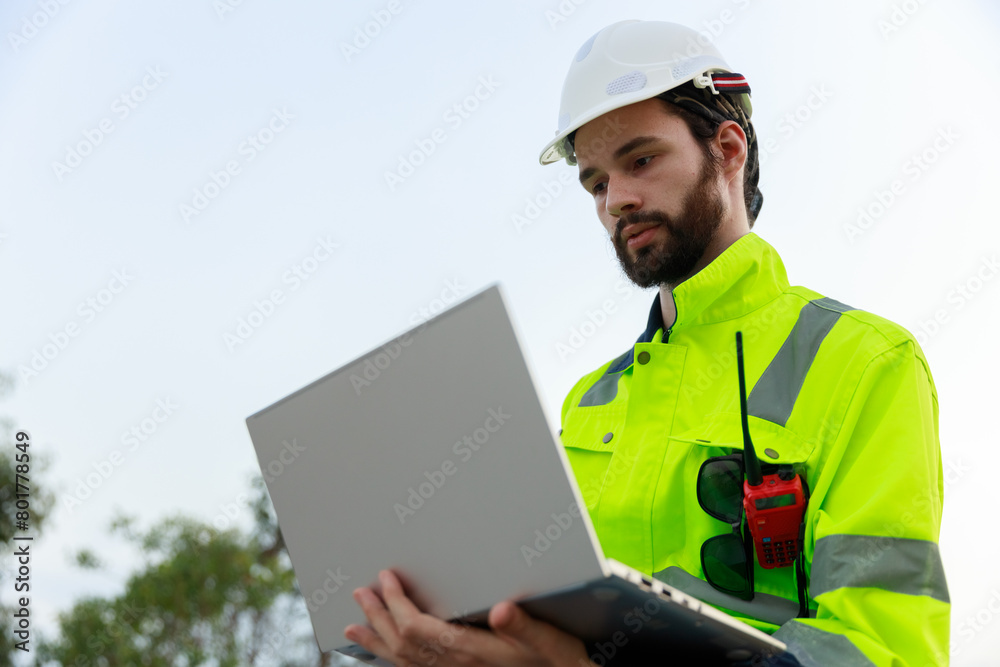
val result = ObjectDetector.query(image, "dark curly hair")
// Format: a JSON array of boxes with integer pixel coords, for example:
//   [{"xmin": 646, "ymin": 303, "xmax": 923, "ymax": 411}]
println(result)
[
  {"xmin": 568, "ymin": 81, "xmax": 763, "ymax": 228},
  {"xmin": 655, "ymin": 80, "xmax": 762, "ymax": 227}
]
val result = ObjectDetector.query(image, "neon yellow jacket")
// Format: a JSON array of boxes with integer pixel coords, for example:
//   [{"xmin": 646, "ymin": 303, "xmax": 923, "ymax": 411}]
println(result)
[{"xmin": 559, "ymin": 233, "xmax": 949, "ymax": 666}]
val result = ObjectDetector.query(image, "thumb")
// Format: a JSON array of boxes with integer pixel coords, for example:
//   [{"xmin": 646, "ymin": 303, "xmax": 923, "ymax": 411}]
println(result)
[
  {"xmin": 489, "ymin": 601, "xmax": 586, "ymax": 660},
  {"xmin": 488, "ymin": 601, "xmax": 531, "ymax": 640}
]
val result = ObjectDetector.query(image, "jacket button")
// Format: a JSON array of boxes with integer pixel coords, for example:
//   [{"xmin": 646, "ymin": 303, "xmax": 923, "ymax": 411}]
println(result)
[
  {"xmin": 602, "ymin": 432, "xmax": 613, "ymax": 444},
  {"xmin": 637, "ymin": 351, "xmax": 651, "ymax": 365},
  {"xmin": 764, "ymin": 448, "xmax": 779, "ymax": 459}
]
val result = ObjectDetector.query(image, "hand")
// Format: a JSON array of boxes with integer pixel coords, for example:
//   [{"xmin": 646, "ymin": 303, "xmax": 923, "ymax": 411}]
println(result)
[{"xmin": 344, "ymin": 569, "xmax": 598, "ymax": 667}]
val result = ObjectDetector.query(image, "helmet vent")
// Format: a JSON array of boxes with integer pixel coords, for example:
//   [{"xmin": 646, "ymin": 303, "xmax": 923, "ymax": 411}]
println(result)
[
  {"xmin": 672, "ymin": 61, "xmax": 696, "ymax": 81},
  {"xmin": 606, "ymin": 71, "xmax": 647, "ymax": 96},
  {"xmin": 576, "ymin": 31, "xmax": 600, "ymax": 62}
]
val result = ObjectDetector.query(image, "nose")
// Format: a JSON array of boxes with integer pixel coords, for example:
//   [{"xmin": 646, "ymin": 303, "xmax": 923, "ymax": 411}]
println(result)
[{"xmin": 604, "ymin": 176, "xmax": 641, "ymax": 217}]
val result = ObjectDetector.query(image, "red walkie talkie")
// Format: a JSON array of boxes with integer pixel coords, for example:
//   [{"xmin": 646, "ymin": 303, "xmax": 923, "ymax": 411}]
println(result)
[{"xmin": 736, "ymin": 332, "xmax": 807, "ymax": 569}]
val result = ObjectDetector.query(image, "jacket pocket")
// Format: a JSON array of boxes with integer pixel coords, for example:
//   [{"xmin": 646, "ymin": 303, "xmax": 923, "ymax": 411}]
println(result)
[
  {"xmin": 670, "ymin": 411, "xmax": 816, "ymax": 467},
  {"xmin": 657, "ymin": 412, "xmax": 817, "ymax": 600},
  {"xmin": 560, "ymin": 398, "xmax": 629, "ymax": 520}
]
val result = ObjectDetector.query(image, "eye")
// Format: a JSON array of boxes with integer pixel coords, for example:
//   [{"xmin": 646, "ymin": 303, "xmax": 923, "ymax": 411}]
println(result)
[
  {"xmin": 591, "ymin": 181, "xmax": 607, "ymax": 196},
  {"xmin": 634, "ymin": 155, "xmax": 653, "ymax": 169}
]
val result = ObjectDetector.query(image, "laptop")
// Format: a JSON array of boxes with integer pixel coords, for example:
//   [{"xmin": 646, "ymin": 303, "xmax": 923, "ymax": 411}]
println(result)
[{"xmin": 246, "ymin": 283, "xmax": 786, "ymax": 665}]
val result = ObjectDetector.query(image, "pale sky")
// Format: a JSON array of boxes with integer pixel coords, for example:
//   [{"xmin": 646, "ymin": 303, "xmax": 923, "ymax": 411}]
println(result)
[{"xmin": 2, "ymin": 0, "xmax": 999, "ymax": 664}]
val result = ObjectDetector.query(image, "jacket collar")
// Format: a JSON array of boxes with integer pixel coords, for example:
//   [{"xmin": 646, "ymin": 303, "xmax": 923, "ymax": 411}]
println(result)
[{"xmin": 606, "ymin": 233, "xmax": 789, "ymax": 373}]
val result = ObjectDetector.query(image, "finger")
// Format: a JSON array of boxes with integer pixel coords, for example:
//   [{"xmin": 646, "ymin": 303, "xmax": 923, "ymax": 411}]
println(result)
[
  {"xmin": 489, "ymin": 601, "xmax": 588, "ymax": 660},
  {"xmin": 344, "ymin": 623, "xmax": 392, "ymax": 660},
  {"xmin": 421, "ymin": 618, "xmax": 529, "ymax": 664},
  {"xmin": 379, "ymin": 570, "xmax": 441, "ymax": 639},
  {"xmin": 488, "ymin": 601, "xmax": 518, "ymax": 631},
  {"xmin": 353, "ymin": 586, "xmax": 402, "ymax": 649},
  {"xmin": 379, "ymin": 569, "xmax": 423, "ymax": 617},
  {"xmin": 379, "ymin": 570, "xmax": 477, "ymax": 657}
]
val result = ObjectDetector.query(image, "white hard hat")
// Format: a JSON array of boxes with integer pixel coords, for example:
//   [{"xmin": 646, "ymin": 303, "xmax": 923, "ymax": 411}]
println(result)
[{"xmin": 539, "ymin": 20, "xmax": 753, "ymax": 166}]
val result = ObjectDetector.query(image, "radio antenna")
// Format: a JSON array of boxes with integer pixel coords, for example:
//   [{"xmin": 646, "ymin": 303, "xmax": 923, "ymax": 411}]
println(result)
[{"xmin": 736, "ymin": 332, "xmax": 763, "ymax": 487}]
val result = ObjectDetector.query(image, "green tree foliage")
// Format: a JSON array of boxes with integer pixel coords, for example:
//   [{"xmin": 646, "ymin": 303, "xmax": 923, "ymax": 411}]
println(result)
[
  {"xmin": 35, "ymin": 476, "xmax": 343, "ymax": 666},
  {"xmin": 0, "ymin": 369, "xmax": 348, "ymax": 666}
]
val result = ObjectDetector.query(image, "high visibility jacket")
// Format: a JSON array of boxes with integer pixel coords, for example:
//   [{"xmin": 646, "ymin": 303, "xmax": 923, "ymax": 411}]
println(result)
[{"xmin": 559, "ymin": 233, "xmax": 949, "ymax": 666}]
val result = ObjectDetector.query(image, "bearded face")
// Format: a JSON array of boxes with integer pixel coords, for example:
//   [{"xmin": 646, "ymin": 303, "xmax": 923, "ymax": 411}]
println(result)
[{"xmin": 611, "ymin": 152, "xmax": 725, "ymax": 289}]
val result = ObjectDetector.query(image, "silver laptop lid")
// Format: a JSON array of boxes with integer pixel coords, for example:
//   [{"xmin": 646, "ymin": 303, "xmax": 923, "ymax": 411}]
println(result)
[{"xmin": 246, "ymin": 284, "xmax": 607, "ymax": 653}]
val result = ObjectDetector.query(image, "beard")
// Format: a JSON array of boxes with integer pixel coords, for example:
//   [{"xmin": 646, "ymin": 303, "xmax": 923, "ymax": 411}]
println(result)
[{"xmin": 612, "ymin": 155, "xmax": 725, "ymax": 289}]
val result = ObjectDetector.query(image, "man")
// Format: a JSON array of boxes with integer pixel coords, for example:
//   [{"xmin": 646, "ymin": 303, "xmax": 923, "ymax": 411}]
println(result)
[{"xmin": 346, "ymin": 20, "xmax": 949, "ymax": 666}]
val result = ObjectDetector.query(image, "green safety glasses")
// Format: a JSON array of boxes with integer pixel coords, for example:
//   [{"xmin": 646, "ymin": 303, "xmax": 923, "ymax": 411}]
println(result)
[{"xmin": 697, "ymin": 454, "xmax": 755, "ymax": 601}]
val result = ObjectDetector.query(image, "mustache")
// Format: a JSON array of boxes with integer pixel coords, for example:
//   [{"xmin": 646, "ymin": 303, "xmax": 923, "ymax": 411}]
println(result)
[{"xmin": 615, "ymin": 210, "xmax": 673, "ymax": 242}]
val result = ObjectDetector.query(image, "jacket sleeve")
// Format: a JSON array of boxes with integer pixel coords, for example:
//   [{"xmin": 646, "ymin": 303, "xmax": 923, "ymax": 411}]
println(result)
[{"xmin": 774, "ymin": 341, "xmax": 950, "ymax": 666}]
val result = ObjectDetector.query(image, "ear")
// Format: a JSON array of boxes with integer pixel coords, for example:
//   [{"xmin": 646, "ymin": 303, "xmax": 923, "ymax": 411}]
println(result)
[{"xmin": 715, "ymin": 120, "xmax": 747, "ymax": 187}]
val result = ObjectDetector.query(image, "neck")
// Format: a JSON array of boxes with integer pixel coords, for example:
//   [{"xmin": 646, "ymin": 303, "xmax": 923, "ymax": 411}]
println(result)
[{"xmin": 658, "ymin": 225, "xmax": 750, "ymax": 330}]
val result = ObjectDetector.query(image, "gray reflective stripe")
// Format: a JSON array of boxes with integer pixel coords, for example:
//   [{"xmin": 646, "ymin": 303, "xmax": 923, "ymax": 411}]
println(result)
[
  {"xmin": 812, "ymin": 296, "xmax": 854, "ymax": 314},
  {"xmin": 606, "ymin": 347, "xmax": 636, "ymax": 374},
  {"xmin": 811, "ymin": 534, "xmax": 950, "ymax": 603},
  {"xmin": 653, "ymin": 566, "xmax": 799, "ymax": 626},
  {"xmin": 773, "ymin": 622, "xmax": 874, "ymax": 667},
  {"xmin": 578, "ymin": 371, "xmax": 620, "ymax": 407},
  {"xmin": 747, "ymin": 297, "xmax": 855, "ymax": 427},
  {"xmin": 578, "ymin": 351, "xmax": 631, "ymax": 407}
]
